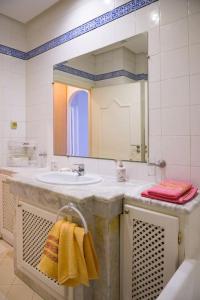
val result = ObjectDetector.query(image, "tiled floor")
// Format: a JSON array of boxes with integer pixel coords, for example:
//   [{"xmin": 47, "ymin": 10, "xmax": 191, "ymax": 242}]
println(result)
[{"xmin": 0, "ymin": 240, "xmax": 43, "ymax": 300}]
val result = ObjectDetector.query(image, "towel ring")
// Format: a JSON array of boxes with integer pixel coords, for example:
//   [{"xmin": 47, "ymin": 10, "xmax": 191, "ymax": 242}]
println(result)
[{"xmin": 56, "ymin": 202, "xmax": 88, "ymax": 233}]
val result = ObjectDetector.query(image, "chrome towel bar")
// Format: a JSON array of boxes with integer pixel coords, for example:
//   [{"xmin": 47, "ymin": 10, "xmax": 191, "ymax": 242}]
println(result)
[
  {"xmin": 56, "ymin": 202, "xmax": 88, "ymax": 233},
  {"xmin": 148, "ymin": 160, "xmax": 166, "ymax": 168}
]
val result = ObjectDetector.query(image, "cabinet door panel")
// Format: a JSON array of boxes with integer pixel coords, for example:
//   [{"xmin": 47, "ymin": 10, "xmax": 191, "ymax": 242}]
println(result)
[
  {"xmin": 0, "ymin": 177, "xmax": 15, "ymax": 245},
  {"xmin": 120, "ymin": 205, "xmax": 179, "ymax": 300}
]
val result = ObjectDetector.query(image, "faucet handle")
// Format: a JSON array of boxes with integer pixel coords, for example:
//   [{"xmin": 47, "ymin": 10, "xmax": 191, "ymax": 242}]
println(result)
[{"xmin": 73, "ymin": 163, "xmax": 85, "ymax": 175}]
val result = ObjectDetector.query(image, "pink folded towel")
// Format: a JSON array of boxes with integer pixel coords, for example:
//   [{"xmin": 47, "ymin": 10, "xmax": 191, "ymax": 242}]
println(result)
[
  {"xmin": 141, "ymin": 180, "xmax": 198, "ymax": 205},
  {"xmin": 148, "ymin": 180, "xmax": 192, "ymax": 200},
  {"xmin": 141, "ymin": 187, "xmax": 198, "ymax": 204}
]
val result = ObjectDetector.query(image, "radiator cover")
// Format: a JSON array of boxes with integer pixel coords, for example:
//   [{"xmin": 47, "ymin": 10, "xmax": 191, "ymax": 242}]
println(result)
[
  {"xmin": 16, "ymin": 202, "xmax": 68, "ymax": 299},
  {"xmin": 120, "ymin": 205, "xmax": 179, "ymax": 300}
]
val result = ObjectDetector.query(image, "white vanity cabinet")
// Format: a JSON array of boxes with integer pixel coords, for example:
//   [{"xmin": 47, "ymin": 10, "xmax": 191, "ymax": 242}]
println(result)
[
  {"xmin": 120, "ymin": 205, "xmax": 179, "ymax": 300},
  {"xmin": 0, "ymin": 170, "xmax": 16, "ymax": 245},
  {"xmin": 120, "ymin": 198, "xmax": 200, "ymax": 300}
]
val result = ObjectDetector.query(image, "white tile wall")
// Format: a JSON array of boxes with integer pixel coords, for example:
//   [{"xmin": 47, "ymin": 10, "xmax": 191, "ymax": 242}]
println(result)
[
  {"xmin": 0, "ymin": 44, "xmax": 26, "ymax": 165},
  {"xmin": 161, "ymin": 106, "xmax": 190, "ymax": 136},
  {"xmin": 1, "ymin": 0, "xmax": 200, "ymax": 186},
  {"xmin": 189, "ymin": 12, "xmax": 200, "ymax": 45},
  {"xmin": 162, "ymin": 136, "xmax": 190, "ymax": 165},
  {"xmin": 135, "ymin": 2, "xmax": 160, "ymax": 34},
  {"xmin": 160, "ymin": 18, "xmax": 188, "ymax": 52},
  {"xmin": 149, "ymin": 54, "xmax": 161, "ymax": 82},
  {"xmin": 165, "ymin": 165, "xmax": 191, "ymax": 181},
  {"xmin": 149, "ymin": 109, "xmax": 161, "ymax": 136},
  {"xmin": 191, "ymin": 166, "xmax": 200, "ymax": 187},
  {"xmin": 191, "ymin": 136, "xmax": 200, "ymax": 166},
  {"xmin": 148, "ymin": 135, "xmax": 161, "ymax": 162},
  {"xmin": 189, "ymin": 44, "xmax": 200, "ymax": 74},
  {"xmin": 148, "ymin": 26, "xmax": 160, "ymax": 55},
  {"xmin": 191, "ymin": 106, "xmax": 200, "ymax": 135},
  {"xmin": 161, "ymin": 47, "xmax": 189, "ymax": 79},
  {"xmin": 160, "ymin": 0, "xmax": 188, "ymax": 25},
  {"xmin": 161, "ymin": 76, "xmax": 190, "ymax": 107},
  {"xmin": 0, "ymin": 14, "xmax": 26, "ymax": 51},
  {"xmin": 188, "ymin": 0, "xmax": 200, "ymax": 15},
  {"xmin": 190, "ymin": 74, "xmax": 200, "ymax": 105},
  {"xmin": 149, "ymin": 81, "xmax": 161, "ymax": 109}
]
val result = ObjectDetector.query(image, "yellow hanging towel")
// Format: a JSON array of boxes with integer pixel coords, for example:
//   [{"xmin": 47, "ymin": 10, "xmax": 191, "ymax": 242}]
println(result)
[
  {"xmin": 38, "ymin": 219, "xmax": 64, "ymax": 280},
  {"xmin": 38, "ymin": 220, "xmax": 99, "ymax": 287}
]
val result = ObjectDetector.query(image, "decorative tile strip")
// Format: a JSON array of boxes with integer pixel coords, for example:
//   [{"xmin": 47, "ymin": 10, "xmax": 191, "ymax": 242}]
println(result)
[
  {"xmin": 0, "ymin": 44, "xmax": 26, "ymax": 60},
  {"xmin": 95, "ymin": 70, "xmax": 148, "ymax": 81},
  {"xmin": 54, "ymin": 64, "xmax": 95, "ymax": 80},
  {"xmin": 0, "ymin": 0, "xmax": 158, "ymax": 60},
  {"xmin": 54, "ymin": 64, "xmax": 148, "ymax": 81}
]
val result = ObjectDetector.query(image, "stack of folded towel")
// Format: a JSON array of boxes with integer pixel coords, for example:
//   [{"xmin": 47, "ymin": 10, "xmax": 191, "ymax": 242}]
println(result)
[
  {"xmin": 141, "ymin": 180, "xmax": 198, "ymax": 204},
  {"xmin": 38, "ymin": 220, "xmax": 99, "ymax": 287}
]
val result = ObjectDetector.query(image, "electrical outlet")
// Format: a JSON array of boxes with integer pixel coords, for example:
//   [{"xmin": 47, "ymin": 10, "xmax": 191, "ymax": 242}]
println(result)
[{"xmin": 10, "ymin": 121, "xmax": 17, "ymax": 129}]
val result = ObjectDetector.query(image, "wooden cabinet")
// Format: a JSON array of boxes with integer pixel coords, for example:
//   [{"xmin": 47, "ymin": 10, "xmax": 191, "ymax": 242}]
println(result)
[{"xmin": 120, "ymin": 205, "xmax": 179, "ymax": 300}]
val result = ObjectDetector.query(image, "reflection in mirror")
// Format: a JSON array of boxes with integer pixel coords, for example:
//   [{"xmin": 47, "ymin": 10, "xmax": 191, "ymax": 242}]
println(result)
[{"xmin": 53, "ymin": 32, "xmax": 148, "ymax": 162}]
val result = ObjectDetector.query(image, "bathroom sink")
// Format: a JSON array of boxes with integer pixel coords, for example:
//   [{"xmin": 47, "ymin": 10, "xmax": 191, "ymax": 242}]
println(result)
[{"xmin": 35, "ymin": 171, "xmax": 102, "ymax": 185}]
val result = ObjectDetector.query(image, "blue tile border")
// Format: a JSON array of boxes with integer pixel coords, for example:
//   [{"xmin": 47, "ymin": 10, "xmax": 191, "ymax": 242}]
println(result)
[
  {"xmin": 0, "ymin": 0, "xmax": 157, "ymax": 60},
  {"xmin": 54, "ymin": 63, "xmax": 148, "ymax": 81},
  {"xmin": 95, "ymin": 70, "xmax": 148, "ymax": 81},
  {"xmin": 54, "ymin": 64, "xmax": 95, "ymax": 80},
  {"xmin": 0, "ymin": 44, "xmax": 26, "ymax": 60}
]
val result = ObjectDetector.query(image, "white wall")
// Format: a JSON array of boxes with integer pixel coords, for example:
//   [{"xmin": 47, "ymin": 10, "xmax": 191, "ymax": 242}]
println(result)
[
  {"xmin": 0, "ymin": 14, "xmax": 26, "ymax": 165},
  {"xmin": 1, "ymin": 0, "xmax": 200, "ymax": 185}
]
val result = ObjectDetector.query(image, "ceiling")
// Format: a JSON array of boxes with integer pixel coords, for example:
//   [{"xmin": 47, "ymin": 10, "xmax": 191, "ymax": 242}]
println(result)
[{"xmin": 0, "ymin": 0, "xmax": 60, "ymax": 23}]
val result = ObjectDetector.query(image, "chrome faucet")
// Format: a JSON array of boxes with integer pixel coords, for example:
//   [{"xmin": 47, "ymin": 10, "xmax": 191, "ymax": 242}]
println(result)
[{"xmin": 72, "ymin": 163, "xmax": 85, "ymax": 176}]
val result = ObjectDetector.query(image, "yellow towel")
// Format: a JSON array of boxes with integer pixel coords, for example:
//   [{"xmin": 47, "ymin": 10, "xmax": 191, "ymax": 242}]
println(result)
[
  {"xmin": 38, "ymin": 219, "xmax": 64, "ymax": 280},
  {"xmin": 38, "ymin": 220, "xmax": 99, "ymax": 287},
  {"xmin": 83, "ymin": 231, "xmax": 99, "ymax": 280},
  {"xmin": 58, "ymin": 224, "xmax": 89, "ymax": 286}
]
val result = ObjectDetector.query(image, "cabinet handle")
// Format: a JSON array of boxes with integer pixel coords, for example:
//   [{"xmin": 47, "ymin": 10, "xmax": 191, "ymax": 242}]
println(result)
[{"xmin": 124, "ymin": 209, "xmax": 129, "ymax": 214}]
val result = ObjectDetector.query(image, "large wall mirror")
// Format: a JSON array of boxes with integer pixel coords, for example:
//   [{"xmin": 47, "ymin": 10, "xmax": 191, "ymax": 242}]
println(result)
[{"xmin": 53, "ymin": 32, "xmax": 148, "ymax": 162}]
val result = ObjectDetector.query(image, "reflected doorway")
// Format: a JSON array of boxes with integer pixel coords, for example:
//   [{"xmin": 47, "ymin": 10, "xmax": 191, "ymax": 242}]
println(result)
[{"xmin": 68, "ymin": 89, "xmax": 89, "ymax": 156}]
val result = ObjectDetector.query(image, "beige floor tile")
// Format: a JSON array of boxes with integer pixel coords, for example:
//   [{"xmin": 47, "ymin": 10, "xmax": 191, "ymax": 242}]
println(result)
[
  {"xmin": 0, "ymin": 285, "xmax": 10, "ymax": 300},
  {"xmin": 0, "ymin": 257, "xmax": 15, "ymax": 285},
  {"xmin": 12, "ymin": 276, "xmax": 25, "ymax": 285},
  {"xmin": 32, "ymin": 293, "xmax": 44, "ymax": 300},
  {"xmin": 0, "ymin": 241, "xmax": 12, "ymax": 251},
  {"xmin": 0, "ymin": 241, "xmax": 13, "ymax": 261},
  {"xmin": 0, "ymin": 242, "xmax": 44, "ymax": 300},
  {"xmin": 6, "ymin": 285, "xmax": 34, "ymax": 300}
]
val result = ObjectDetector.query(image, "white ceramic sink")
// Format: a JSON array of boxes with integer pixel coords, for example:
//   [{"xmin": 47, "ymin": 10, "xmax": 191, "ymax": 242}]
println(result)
[{"xmin": 35, "ymin": 171, "xmax": 102, "ymax": 185}]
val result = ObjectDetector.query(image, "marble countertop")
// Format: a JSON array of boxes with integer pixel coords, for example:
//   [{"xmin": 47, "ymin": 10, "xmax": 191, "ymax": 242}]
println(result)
[{"xmin": 2, "ymin": 166, "xmax": 200, "ymax": 216}]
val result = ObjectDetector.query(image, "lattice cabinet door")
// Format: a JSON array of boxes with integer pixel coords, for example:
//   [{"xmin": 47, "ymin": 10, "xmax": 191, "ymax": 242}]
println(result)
[
  {"xmin": 16, "ymin": 201, "xmax": 73, "ymax": 300},
  {"xmin": 120, "ymin": 205, "xmax": 179, "ymax": 300},
  {"xmin": 0, "ymin": 177, "xmax": 15, "ymax": 245}
]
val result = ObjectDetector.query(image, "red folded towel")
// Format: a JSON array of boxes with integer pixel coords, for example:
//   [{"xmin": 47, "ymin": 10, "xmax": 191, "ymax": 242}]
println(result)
[
  {"xmin": 141, "ymin": 180, "xmax": 198, "ymax": 204},
  {"xmin": 148, "ymin": 180, "xmax": 192, "ymax": 199}
]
